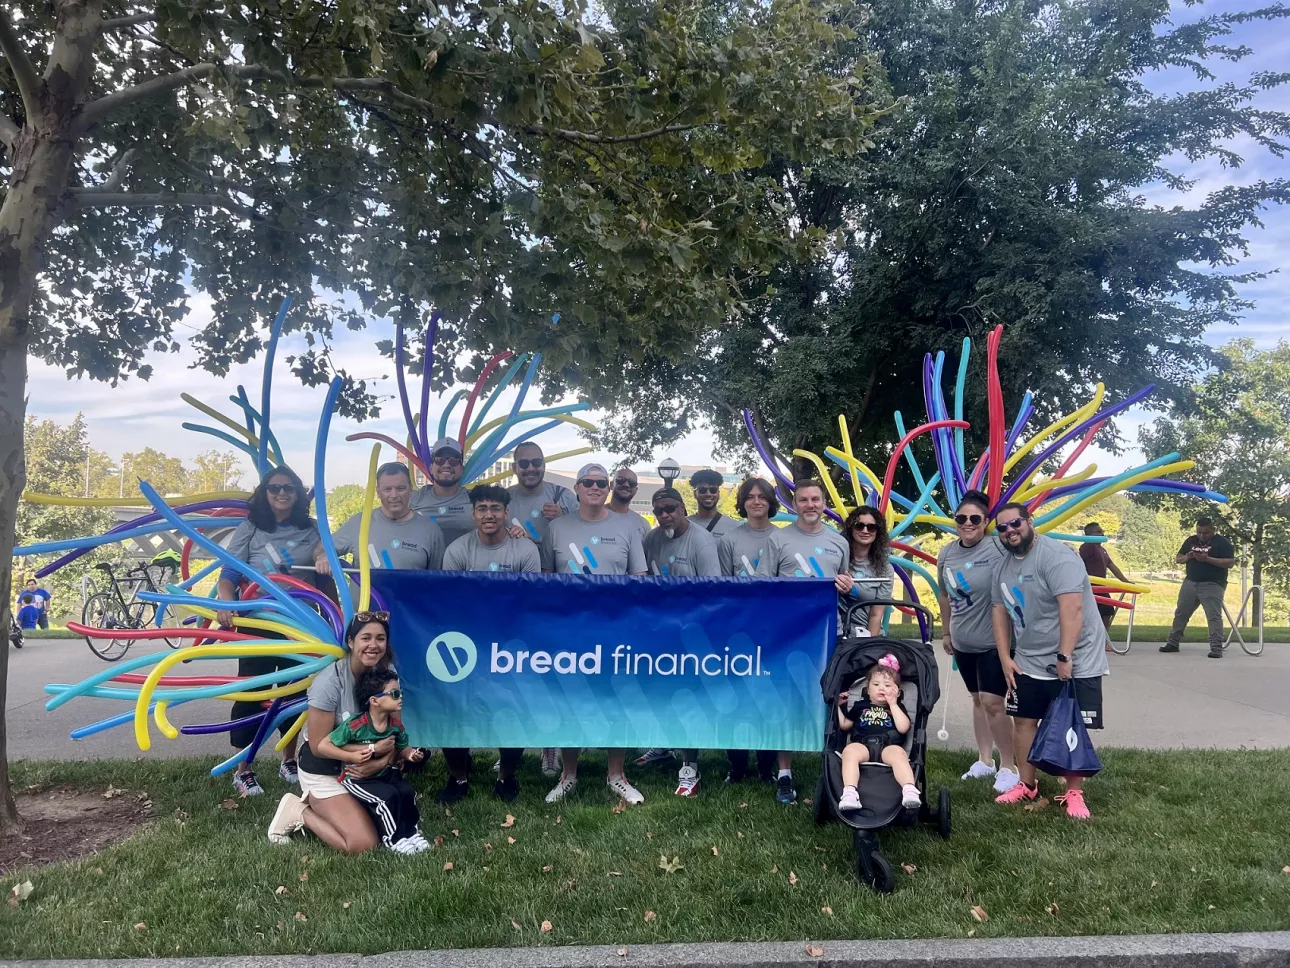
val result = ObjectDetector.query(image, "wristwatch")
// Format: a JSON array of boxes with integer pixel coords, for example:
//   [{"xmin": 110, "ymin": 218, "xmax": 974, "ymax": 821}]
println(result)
[{"xmin": 1055, "ymin": 653, "xmax": 1072, "ymax": 664}]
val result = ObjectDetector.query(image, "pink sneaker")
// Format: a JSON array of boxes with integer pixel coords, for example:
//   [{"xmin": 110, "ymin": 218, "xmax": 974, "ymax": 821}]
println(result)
[
  {"xmin": 1055, "ymin": 789, "xmax": 1091, "ymax": 820},
  {"xmin": 995, "ymin": 781, "xmax": 1040, "ymax": 805}
]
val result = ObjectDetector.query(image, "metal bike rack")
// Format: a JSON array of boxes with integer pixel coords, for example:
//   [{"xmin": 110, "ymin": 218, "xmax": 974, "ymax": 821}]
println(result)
[{"xmin": 1222, "ymin": 584, "xmax": 1264, "ymax": 656}]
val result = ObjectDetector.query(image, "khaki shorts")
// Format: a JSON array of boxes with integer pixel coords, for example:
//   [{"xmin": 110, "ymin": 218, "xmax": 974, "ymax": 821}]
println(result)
[{"xmin": 298, "ymin": 766, "xmax": 347, "ymax": 801}]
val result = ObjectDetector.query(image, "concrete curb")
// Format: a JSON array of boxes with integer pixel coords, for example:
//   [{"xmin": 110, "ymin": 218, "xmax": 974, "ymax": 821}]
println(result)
[{"xmin": 6, "ymin": 932, "xmax": 1290, "ymax": 968}]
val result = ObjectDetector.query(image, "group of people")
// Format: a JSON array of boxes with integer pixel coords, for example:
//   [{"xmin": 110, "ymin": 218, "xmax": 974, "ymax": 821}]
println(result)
[
  {"xmin": 206, "ymin": 441, "xmax": 1231, "ymax": 853},
  {"xmin": 13, "ymin": 577, "xmax": 51, "ymax": 630}
]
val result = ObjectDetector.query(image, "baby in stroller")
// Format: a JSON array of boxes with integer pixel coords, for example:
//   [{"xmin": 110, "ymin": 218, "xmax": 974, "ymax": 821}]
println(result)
[{"xmin": 836, "ymin": 653, "xmax": 921, "ymax": 811}]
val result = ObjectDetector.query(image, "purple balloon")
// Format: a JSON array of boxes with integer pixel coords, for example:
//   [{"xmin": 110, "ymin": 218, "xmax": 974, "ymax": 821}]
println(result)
[
  {"xmin": 891, "ymin": 563, "xmax": 929, "ymax": 642},
  {"xmin": 284, "ymin": 586, "xmax": 345, "ymax": 640},
  {"xmin": 742, "ymin": 410, "xmax": 795, "ymax": 490}
]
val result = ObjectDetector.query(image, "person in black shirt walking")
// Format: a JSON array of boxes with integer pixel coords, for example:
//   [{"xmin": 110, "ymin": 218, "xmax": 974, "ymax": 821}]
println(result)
[{"xmin": 1161, "ymin": 516, "xmax": 1236, "ymax": 659}]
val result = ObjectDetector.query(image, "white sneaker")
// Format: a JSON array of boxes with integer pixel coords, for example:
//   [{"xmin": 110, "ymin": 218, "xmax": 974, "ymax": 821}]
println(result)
[
  {"xmin": 901, "ymin": 783, "xmax": 922, "ymax": 808},
  {"xmin": 545, "ymin": 774, "xmax": 578, "ymax": 803},
  {"xmin": 993, "ymin": 767, "xmax": 1021, "ymax": 794},
  {"xmin": 541, "ymin": 748, "xmax": 561, "ymax": 777},
  {"xmin": 838, "ymin": 786, "xmax": 861, "ymax": 811},
  {"xmin": 390, "ymin": 837, "xmax": 419, "ymax": 854},
  {"xmin": 633, "ymin": 748, "xmax": 674, "ymax": 767},
  {"xmin": 961, "ymin": 759, "xmax": 998, "ymax": 781},
  {"xmin": 409, "ymin": 832, "xmax": 431, "ymax": 852},
  {"xmin": 267, "ymin": 793, "xmax": 306, "ymax": 845},
  {"xmin": 674, "ymin": 764, "xmax": 700, "ymax": 798},
  {"xmin": 607, "ymin": 774, "xmax": 644, "ymax": 805}
]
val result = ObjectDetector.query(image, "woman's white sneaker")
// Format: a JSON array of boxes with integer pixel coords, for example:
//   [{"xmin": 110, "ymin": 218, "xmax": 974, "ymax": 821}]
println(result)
[
  {"xmin": 545, "ymin": 774, "xmax": 578, "ymax": 803},
  {"xmin": 607, "ymin": 774, "xmax": 644, "ymax": 805},
  {"xmin": 267, "ymin": 793, "xmax": 306, "ymax": 844},
  {"xmin": 961, "ymin": 759, "xmax": 998, "ymax": 781},
  {"xmin": 993, "ymin": 767, "xmax": 1021, "ymax": 793}
]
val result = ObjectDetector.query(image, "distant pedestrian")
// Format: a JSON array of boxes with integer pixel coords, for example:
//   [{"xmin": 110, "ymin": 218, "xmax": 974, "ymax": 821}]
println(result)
[
  {"xmin": 1161, "ymin": 516, "xmax": 1236, "ymax": 659},
  {"xmin": 1078, "ymin": 522, "xmax": 1130, "ymax": 651},
  {"xmin": 22, "ymin": 578, "xmax": 50, "ymax": 629}
]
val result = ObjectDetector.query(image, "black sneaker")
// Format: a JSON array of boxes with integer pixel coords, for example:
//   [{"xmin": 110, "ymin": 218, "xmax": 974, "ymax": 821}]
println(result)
[
  {"xmin": 1158, "ymin": 643, "xmax": 1180, "ymax": 653},
  {"xmin": 436, "ymin": 777, "xmax": 470, "ymax": 806},
  {"xmin": 1207, "ymin": 647, "xmax": 1223, "ymax": 658},
  {"xmin": 775, "ymin": 774, "xmax": 797, "ymax": 804},
  {"xmin": 493, "ymin": 775, "xmax": 519, "ymax": 802}
]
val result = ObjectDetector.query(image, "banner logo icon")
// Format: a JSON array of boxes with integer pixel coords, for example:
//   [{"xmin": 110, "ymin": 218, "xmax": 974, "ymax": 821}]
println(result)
[{"xmin": 426, "ymin": 631, "xmax": 478, "ymax": 682}]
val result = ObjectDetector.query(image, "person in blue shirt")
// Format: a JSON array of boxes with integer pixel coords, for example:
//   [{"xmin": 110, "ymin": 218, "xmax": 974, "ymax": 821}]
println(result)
[
  {"xmin": 16, "ymin": 594, "xmax": 41, "ymax": 630},
  {"xmin": 22, "ymin": 578, "xmax": 51, "ymax": 629}
]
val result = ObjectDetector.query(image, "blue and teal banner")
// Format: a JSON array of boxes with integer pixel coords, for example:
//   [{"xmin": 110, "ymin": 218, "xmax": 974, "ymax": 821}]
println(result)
[{"xmin": 368, "ymin": 571, "xmax": 838, "ymax": 751}]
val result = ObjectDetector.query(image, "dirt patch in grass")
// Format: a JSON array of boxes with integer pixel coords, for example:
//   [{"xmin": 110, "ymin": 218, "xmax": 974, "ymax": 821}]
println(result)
[{"xmin": 0, "ymin": 785, "xmax": 153, "ymax": 875}]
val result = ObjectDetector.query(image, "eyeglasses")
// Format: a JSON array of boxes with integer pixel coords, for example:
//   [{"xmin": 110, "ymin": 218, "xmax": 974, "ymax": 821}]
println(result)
[
  {"xmin": 614, "ymin": 477, "xmax": 638, "ymax": 488},
  {"xmin": 852, "ymin": 522, "xmax": 878, "ymax": 533},
  {"xmin": 375, "ymin": 687, "xmax": 403, "ymax": 701},
  {"xmin": 996, "ymin": 518, "xmax": 1026, "ymax": 532},
  {"xmin": 432, "ymin": 456, "xmax": 463, "ymax": 467},
  {"xmin": 515, "ymin": 458, "xmax": 544, "ymax": 469},
  {"xmin": 265, "ymin": 483, "xmax": 296, "ymax": 496},
  {"xmin": 353, "ymin": 610, "xmax": 390, "ymax": 623},
  {"xmin": 579, "ymin": 478, "xmax": 610, "ymax": 489},
  {"xmin": 654, "ymin": 504, "xmax": 681, "ymax": 515},
  {"xmin": 475, "ymin": 503, "xmax": 506, "ymax": 514},
  {"xmin": 955, "ymin": 513, "xmax": 984, "ymax": 526},
  {"xmin": 695, "ymin": 486, "xmax": 720, "ymax": 495}
]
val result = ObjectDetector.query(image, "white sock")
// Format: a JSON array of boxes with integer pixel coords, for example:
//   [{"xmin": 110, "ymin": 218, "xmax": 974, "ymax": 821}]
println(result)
[{"xmin": 778, "ymin": 768, "xmax": 791, "ymax": 780}]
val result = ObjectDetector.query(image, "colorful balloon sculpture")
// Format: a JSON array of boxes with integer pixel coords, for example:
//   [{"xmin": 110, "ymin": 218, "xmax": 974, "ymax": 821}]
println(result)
[
  {"xmin": 17, "ymin": 299, "xmax": 597, "ymax": 771},
  {"xmin": 743, "ymin": 324, "xmax": 1227, "ymax": 639}
]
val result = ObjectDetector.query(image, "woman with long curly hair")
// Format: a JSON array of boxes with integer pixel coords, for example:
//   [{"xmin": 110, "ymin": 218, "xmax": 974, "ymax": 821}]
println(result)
[{"xmin": 835, "ymin": 505, "xmax": 894, "ymax": 636}]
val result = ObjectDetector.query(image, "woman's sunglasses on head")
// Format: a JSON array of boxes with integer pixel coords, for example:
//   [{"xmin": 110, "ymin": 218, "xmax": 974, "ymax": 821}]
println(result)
[
  {"xmin": 955, "ymin": 513, "xmax": 984, "ymax": 525},
  {"xmin": 354, "ymin": 610, "xmax": 390, "ymax": 623},
  {"xmin": 265, "ymin": 483, "xmax": 296, "ymax": 496}
]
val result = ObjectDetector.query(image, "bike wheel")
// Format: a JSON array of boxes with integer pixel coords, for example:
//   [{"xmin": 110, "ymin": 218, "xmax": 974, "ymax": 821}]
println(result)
[
  {"xmin": 157, "ymin": 605, "xmax": 187, "ymax": 650},
  {"xmin": 83, "ymin": 593, "xmax": 131, "ymax": 661}
]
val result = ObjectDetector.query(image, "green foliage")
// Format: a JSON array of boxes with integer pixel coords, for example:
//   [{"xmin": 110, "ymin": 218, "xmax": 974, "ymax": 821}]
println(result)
[
  {"xmin": 589, "ymin": 0, "xmax": 1290, "ymax": 464},
  {"xmin": 324, "ymin": 483, "xmax": 376, "ymax": 531},
  {"xmin": 1141, "ymin": 339, "xmax": 1290, "ymax": 588}
]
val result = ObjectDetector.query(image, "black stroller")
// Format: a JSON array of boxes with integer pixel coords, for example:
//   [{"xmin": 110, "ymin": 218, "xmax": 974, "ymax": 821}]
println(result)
[{"xmin": 812, "ymin": 600, "xmax": 950, "ymax": 893}]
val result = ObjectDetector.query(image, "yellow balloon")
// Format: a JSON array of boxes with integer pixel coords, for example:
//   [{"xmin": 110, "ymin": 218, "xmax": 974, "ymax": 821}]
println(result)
[{"xmin": 357, "ymin": 443, "xmax": 381, "ymax": 611}]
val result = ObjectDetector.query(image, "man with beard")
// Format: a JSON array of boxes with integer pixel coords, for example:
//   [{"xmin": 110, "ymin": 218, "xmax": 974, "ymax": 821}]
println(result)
[
  {"xmin": 607, "ymin": 466, "xmax": 650, "ymax": 538},
  {"xmin": 506, "ymin": 442, "xmax": 578, "ymax": 563},
  {"xmin": 317, "ymin": 463, "xmax": 444, "ymax": 575},
  {"xmin": 688, "ymin": 468, "xmax": 736, "ymax": 541},
  {"xmin": 991, "ymin": 502, "xmax": 1108, "ymax": 820},
  {"xmin": 438, "ymin": 485, "xmax": 541, "ymax": 804},
  {"xmin": 635, "ymin": 487, "xmax": 721, "ymax": 795},
  {"xmin": 410, "ymin": 438, "xmax": 474, "ymax": 546},
  {"xmin": 1162, "ymin": 516, "xmax": 1236, "ymax": 659}
]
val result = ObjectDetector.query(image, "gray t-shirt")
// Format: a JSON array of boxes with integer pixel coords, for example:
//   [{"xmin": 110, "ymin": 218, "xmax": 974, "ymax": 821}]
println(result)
[
  {"xmin": 775, "ymin": 523, "xmax": 850, "ymax": 578},
  {"xmin": 992, "ymin": 534, "xmax": 1110, "ymax": 679},
  {"xmin": 333, "ymin": 510, "xmax": 444, "ymax": 570},
  {"xmin": 937, "ymin": 536, "xmax": 1007, "ymax": 653},
  {"xmin": 220, "ymin": 518, "xmax": 322, "ymax": 584},
  {"xmin": 717, "ymin": 522, "xmax": 783, "ymax": 577},
  {"xmin": 688, "ymin": 512, "xmax": 737, "ymax": 542},
  {"xmin": 299, "ymin": 658, "xmax": 360, "ymax": 776},
  {"xmin": 608, "ymin": 507, "xmax": 651, "ymax": 538},
  {"xmin": 410, "ymin": 485, "xmax": 474, "ymax": 546},
  {"xmin": 507, "ymin": 481, "xmax": 579, "ymax": 546},
  {"xmin": 846, "ymin": 555, "xmax": 895, "ymax": 624},
  {"xmin": 546, "ymin": 512, "xmax": 647, "ymax": 575},
  {"xmin": 643, "ymin": 524, "xmax": 722, "ymax": 577},
  {"xmin": 443, "ymin": 532, "xmax": 542, "ymax": 573}
]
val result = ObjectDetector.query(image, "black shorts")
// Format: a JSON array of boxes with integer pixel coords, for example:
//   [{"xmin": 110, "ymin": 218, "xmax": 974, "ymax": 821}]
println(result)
[
  {"xmin": 953, "ymin": 649, "xmax": 1008, "ymax": 698},
  {"xmin": 1007, "ymin": 674, "xmax": 1104, "ymax": 730},
  {"xmin": 1097, "ymin": 602, "xmax": 1117, "ymax": 621}
]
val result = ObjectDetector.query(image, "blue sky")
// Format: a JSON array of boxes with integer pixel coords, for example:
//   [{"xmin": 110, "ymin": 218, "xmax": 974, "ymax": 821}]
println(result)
[{"xmin": 25, "ymin": 0, "xmax": 1289, "ymax": 489}]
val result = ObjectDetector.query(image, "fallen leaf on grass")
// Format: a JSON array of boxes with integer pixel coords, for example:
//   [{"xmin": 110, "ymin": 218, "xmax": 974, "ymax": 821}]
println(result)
[
  {"xmin": 443, "ymin": 862, "xmax": 454, "ymax": 872},
  {"xmin": 611, "ymin": 800, "xmax": 627, "ymax": 815},
  {"xmin": 294, "ymin": 912, "xmax": 307, "ymax": 922},
  {"xmin": 555, "ymin": 815, "xmax": 562, "ymax": 825},
  {"xmin": 1208, "ymin": 905, "xmax": 1216, "ymax": 910},
  {"xmin": 103, "ymin": 786, "xmax": 121, "ymax": 800},
  {"xmin": 511, "ymin": 920, "xmax": 521, "ymax": 931},
  {"xmin": 971, "ymin": 905, "xmax": 989, "ymax": 922},
  {"xmin": 275, "ymin": 886, "xmax": 289, "ymax": 896},
  {"xmin": 646, "ymin": 832, "xmax": 654, "ymax": 839},
  {"xmin": 1046, "ymin": 902, "xmax": 1060, "ymax": 918},
  {"xmin": 608, "ymin": 871, "xmax": 623, "ymax": 877},
  {"xmin": 658, "ymin": 854, "xmax": 684, "ymax": 874},
  {"xmin": 803, "ymin": 798, "xmax": 812, "ymax": 805},
  {"xmin": 300, "ymin": 855, "xmax": 310, "ymax": 864},
  {"xmin": 901, "ymin": 863, "xmax": 917, "ymax": 875},
  {"xmin": 738, "ymin": 802, "xmax": 748, "ymax": 809},
  {"xmin": 485, "ymin": 844, "xmax": 493, "ymax": 852},
  {"xmin": 542, "ymin": 865, "xmax": 553, "ymax": 873},
  {"xmin": 451, "ymin": 829, "xmax": 460, "ymax": 837},
  {"xmin": 507, "ymin": 836, "xmax": 517, "ymax": 845},
  {"xmin": 805, "ymin": 944, "xmax": 824, "ymax": 958},
  {"xmin": 771, "ymin": 865, "xmax": 779, "ymax": 874},
  {"xmin": 821, "ymin": 906, "xmax": 833, "ymax": 916},
  {"xmin": 711, "ymin": 846, "xmax": 719, "ymax": 856},
  {"xmin": 1151, "ymin": 880, "xmax": 1158, "ymax": 888},
  {"xmin": 1282, "ymin": 867, "xmax": 1290, "ymax": 875},
  {"xmin": 444, "ymin": 807, "xmax": 452, "ymax": 817},
  {"xmin": 789, "ymin": 871, "xmax": 799, "ymax": 886},
  {"xmin": 501, "ymin": 814, "xmax": 516, "ymax": 828},
  {"xmin": 967, "ymin": 929, "xmax": 976, "ymax": 938},
  {"xmin": 433, "ymin": 836, "xmax": 445, "ymax": 847},
  {"xmin": 220, "ymin": 799, "xmax": 239, "ymax": 810},
  {"xmin": 91, "ymin": 868, "xmax": 104, "ymax": 877},
  {"xmin": 342, "ymin": 902, "xmax": 351, "ymax": 910},
  {"xmin": 1022, "ymin": 797, "xmax": 1049, "ymax": 812},
  {"xmin": 617, "ymin": 948, "xmax": 628, "ymax": 957},
  {"xmin": 1191, "ymin": 866, "xmax": 1197, "ymax": 873},
  {"xmin": 737, "ymin": 832, "xmax": 744, "ymax": 839},
  {"xmin": 8, "ymin": 881, "xmax": 33, "ymax": 906},
  {"xmin": 540, "ymin": 920, "xmax": 553, "ymax": 934},
  {"xmin": 299, "ymin": 872, "xmax": 309, "ymax": 882},
  {"xmin": 133, "ymin": 922, "xmax": 147, "ymax": 932},
  {"xmin": 643, "ymin": 910, "xmax": 656, "ymax": 922}
]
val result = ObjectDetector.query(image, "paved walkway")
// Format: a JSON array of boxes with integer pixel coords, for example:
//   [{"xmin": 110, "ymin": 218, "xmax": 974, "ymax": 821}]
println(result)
[{"xmin": 6, "ymin": 637, "xmax": 1288, "ymax": 761}]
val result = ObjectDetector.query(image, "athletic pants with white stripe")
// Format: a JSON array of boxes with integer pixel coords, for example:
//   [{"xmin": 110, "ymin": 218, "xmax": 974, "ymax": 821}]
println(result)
[{"xmin": 342, "ymin": 768, "xmax": 419, "ymax": 849}]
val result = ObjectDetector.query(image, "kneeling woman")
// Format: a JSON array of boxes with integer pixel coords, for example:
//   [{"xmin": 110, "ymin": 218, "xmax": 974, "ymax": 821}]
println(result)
[{"xmin": 267, "ymin": 611, "xmax": 395, "ymax": 854}]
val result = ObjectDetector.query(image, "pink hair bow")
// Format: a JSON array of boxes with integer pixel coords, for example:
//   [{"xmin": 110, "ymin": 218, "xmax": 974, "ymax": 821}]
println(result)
[{"xmin": 877, "ymin": 653, "xmax": 901, "ymax": 673}]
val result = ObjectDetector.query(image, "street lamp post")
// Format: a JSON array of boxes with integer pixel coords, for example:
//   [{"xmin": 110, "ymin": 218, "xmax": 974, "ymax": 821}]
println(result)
[{"xmin": 657, "ymin": 457, "xmax": 680, "ymax": 487}]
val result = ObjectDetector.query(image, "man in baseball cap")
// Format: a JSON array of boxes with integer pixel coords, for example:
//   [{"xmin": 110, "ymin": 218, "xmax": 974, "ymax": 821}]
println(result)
[{"xmin": 410, "ymin": 437, "xmax": 474, "ymax": 546}]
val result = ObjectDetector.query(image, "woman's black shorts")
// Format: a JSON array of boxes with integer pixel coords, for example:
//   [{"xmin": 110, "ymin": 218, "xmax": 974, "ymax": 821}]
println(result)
[{"xmin": 953, "ymin": 648, "xmax": 1008, "ymax": 698}]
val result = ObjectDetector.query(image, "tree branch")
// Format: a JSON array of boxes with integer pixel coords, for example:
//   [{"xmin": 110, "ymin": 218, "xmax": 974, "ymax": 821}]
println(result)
[
  {"xmin": 526, "ymin": 121, "xmax": 715, "ymax": 143},
  {"xmin": 0, "ymin": 114, "xmax": 17, "ymax": 149},
  {"xmin": 97, "ymin": 147, "xmax": 138, "ymax": 190},
  {"xmin": 0, "ymin": 5, "xmax": 41, "ymax": 122},
  {"xmin": 101, "ymin": 13, "xmax": 158, "ymax": 29},
  {"xmin": 71, "ymin": 189, "xmax": 263, "ymax": 221}
]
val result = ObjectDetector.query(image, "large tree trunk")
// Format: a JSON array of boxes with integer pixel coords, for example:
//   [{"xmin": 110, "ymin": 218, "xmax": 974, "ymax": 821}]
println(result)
[{"xmin": 0, "ymin": 0, "xmax": 103, "ymax": 834}]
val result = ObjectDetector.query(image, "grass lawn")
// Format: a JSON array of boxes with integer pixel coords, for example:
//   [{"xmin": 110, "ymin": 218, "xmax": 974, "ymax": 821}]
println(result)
[{"xmin": 3, "ymin": 749, "xmax": 1289, "ymax": 958}]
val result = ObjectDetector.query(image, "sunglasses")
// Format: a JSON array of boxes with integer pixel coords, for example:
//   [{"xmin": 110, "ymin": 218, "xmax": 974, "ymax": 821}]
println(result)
[
  {"xmin": 579, "ymin": 478, "xmax": 610, "ymax": 489},
  {"xmin": 515, "ymin": 458, "xmax": 544, "ymax": 469},
  {"xmin": 996, "ymin": 518, "xmax": 1027, "ymax": 532},
  {"xmin": 614, "ymin": 477, "xmax": 638, "ymax": 488},
  {"xmin": 354, "ymin": 610, "xmax": 390, "ymax": 623},
  {"xmin": 654, "ymin": 504, "xmax": 681, "ymax": 515},
  {"xmin": 852, "ymin": 521, "xmax": 878, "ymax": 533},
  {"xmin": 432, "ymin": 456, "xmax": 463, "ymax": 467},
  {"xmin": 695, "ymin": 486, "xmax": 720, "ymax": 494},
  {"xmin": 265, "ymin": 483, "xmax": 296, "ymax": 495},
  {"xmin": 375, "ymin": 687, "xmax": 403, "ymax": 701},
  {"xmin": 955, "ymin": 513, "xmax": 984, "ymax": 525}
]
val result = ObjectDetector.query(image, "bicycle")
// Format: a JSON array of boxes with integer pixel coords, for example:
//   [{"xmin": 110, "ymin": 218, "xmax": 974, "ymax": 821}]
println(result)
[{"xmin": 81, "ymin": 561, "xmax": 184, "ymax": 661}]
